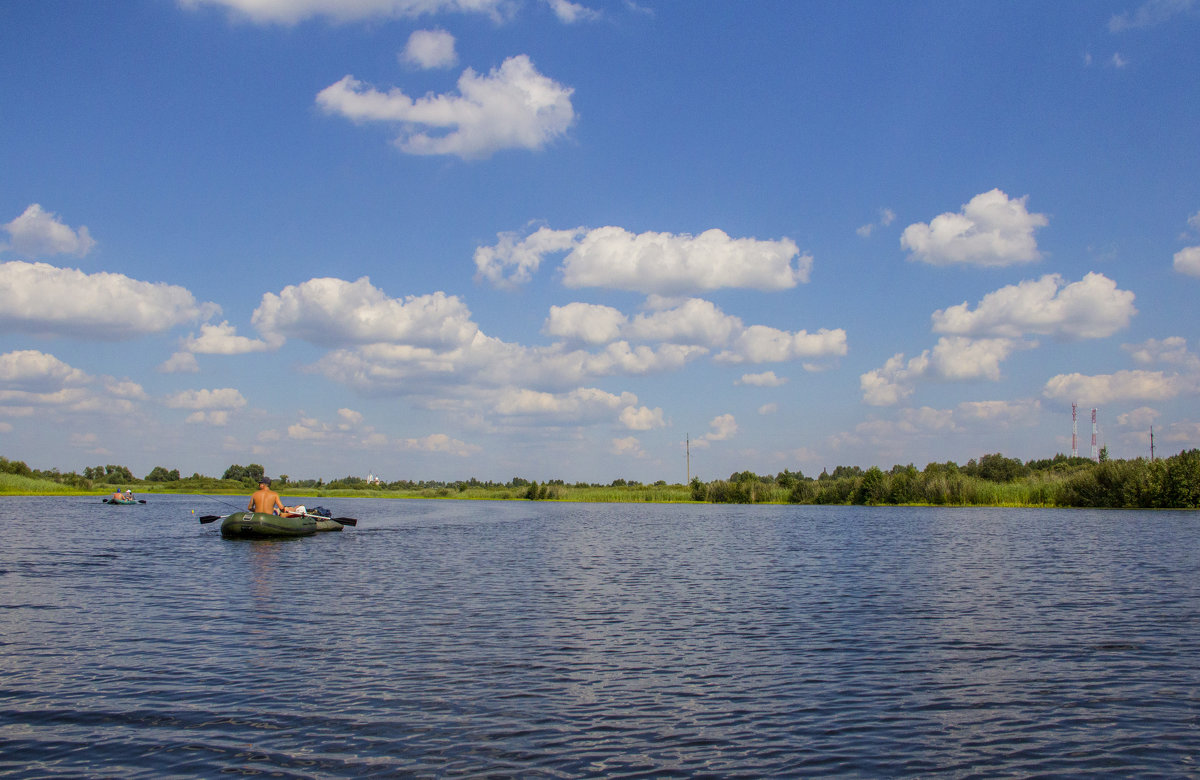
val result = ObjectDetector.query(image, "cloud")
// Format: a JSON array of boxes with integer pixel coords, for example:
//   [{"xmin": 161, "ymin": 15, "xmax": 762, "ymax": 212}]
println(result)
[
  {"xmin": 253, "ymin": 276, "xmax": 478, "ymax": 349},
  {"xmin": 1124, "ymin": 336, "xmax": 1200, "ymax": 370},
  {"xmin": 955, "ymin": 398, "xmax": 1041, "ymax": 426},
  {"xmin": 737, "ymin": 371, "xmax": 788, "ymax": 387},
  {"xmin": 164, "ymin": 387, "xmax": 248, "ymax": 410},
  {"xmin": 543, "ymin": 302, "xmax": 627, "ymax": 345},
  {"xmin": 704, "ymin": 413, "xmax": 738, "ymax": 441},
  {"xmin": 1117, "ymin": 406, "xmax": 1160, "ymax": 428},
  {"xmin": 626, "ymin": 298, "xmax": 742, "ymax": 346},
  {"xmin": 401, "ymin": 432, "xmax": 481, "ymax": 456},
  {"xmin": 0, "ymin": 350, "xmax": 89, "ymax": 392},
  {"xmin": 619, "ymin": 405, "xmax": 665, "ymax": 431},
  {"xmin": 1042, "ymin": 369, "xmax": 1188, "ymax": 404},
  {"xmin": 715, "ymin": 325, "xmax": 848, "ymax": 364},
  {"xmin": 475, "ymin": 226, "xmax": 581, "ymax": 287},
  {"xmin": 563, "ymin": 227, "xmax": 810, "ymax": 294},
  {"xmin": 758, "ymin": 403, "xmax": 778, "ymax": 415},
  {"xmin": 0, "ymin": 350, "xmax": 143, "ymax": 416},
  {"xmin": 165, "ymin": 388, "xmax": 246, "ymax": 426},
  {"xmin": 475, "ymin": 225, "xmax": 812, "ymax": 294},
  {"xmin": 544, "ymin": 0, "xmax": 599, "ymax": 22},
  {"xmin": 610, "ymin": 436, "xmax": 646, "ymax": 458},
  {"xmin": 932, "ymin": 272, "xmax": 1136, "ymax": 340},
  {"xmin": 159, "ymin": 351, "xmax": 200, "ymax": 374},
  {"xmin": 901, "ymin": 188, "xmax": 1048, "ymax": 267},
  {"xmin": 856, "ymin": 207, "xmax": 896, "ymax": 238},
  {"xmin": 183, "ymin": 321, "xmax": 278, "ymax": 354},
  {"xmin": 1108, "ymin": 0, "xmax": 1196, "ymax": 32},
  {"xmin": 491, "ymin": 386, "xmax": 639, "ymax": 427},
  {"xmin": 316, "ymin": 55, "xmax": 575, "ymax": 159},
  {"xmin": 178, "ymin": 0, "xmax": 512, "ymax": 25},
  {"xmin": 1174, "ymin": 246, "xmax": 1200, "ymax": 276},
  {"xmin": 860, "ymin": 337, "xmax": 1027, "ymax": 406},
  {"xmin": 0, "ymin": 261, "xmax": 219, "ymax": 339},
  {"xmin": 544, "ymin": 296, "xmax": 845, "ymax": 365},
  {"xmin": 402, "ymin": 29, "xmax": 457, "ymax": 68},
  {"xmin": 2, "ymin": 204, "xmax": 96, "ymax": 258}
]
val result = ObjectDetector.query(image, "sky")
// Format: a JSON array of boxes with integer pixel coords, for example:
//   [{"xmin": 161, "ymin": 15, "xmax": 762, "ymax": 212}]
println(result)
[{"xmin": 2, "ymin": 0, "xmax": 1198, "ymax": 484}]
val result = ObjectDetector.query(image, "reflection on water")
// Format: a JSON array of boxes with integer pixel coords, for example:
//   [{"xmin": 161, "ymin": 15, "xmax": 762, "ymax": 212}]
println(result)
[{"xmin": 0, "ymin": 496, "xmax": 1198, "ymax": 777}]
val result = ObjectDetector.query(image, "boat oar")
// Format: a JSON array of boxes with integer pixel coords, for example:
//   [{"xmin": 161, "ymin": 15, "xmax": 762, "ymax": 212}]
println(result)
[
  {"xmin": 198, "ymin": 514, "xmax": 232, "ymax": 524},
  {"xmin": 299, "ymin": 511, "xmax": 358, "ymax": 526}
]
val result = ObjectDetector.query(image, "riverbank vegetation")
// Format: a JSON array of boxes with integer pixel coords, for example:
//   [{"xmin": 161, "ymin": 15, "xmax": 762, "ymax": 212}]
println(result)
[{"xmin": 2, "ymin": 450, "xmax": 1198, "ymax": 508}]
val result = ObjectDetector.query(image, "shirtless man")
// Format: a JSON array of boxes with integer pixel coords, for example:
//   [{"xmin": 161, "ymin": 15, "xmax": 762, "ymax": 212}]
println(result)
[{"xmin": 248, "ymin": 477, "xmax": 284, "ymax": 515}]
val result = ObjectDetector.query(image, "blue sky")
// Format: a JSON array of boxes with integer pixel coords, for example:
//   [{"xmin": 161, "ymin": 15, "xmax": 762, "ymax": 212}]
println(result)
[{"xmin": 2, "ymin": 0, "xmax": 1198, "ymax": 484}]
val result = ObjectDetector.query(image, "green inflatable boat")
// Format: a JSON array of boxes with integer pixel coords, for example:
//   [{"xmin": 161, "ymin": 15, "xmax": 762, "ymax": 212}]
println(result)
[{"xmin": 220, "ymin": 511, "xmax": 319, "ymax": 538}]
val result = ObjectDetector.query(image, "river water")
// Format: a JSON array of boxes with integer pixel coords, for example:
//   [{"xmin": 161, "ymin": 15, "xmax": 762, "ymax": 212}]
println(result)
[{"xmin": 0, "ymin": 495, "xmax": 1197, "ymax": 777}]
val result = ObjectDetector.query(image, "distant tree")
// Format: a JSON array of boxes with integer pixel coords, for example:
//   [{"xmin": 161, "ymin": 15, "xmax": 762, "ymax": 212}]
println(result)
[
  {"xmin": 690, "ymin": 476, "xmax": 706, "ymax": 501},
  {"xmin": 101, "ymin": 465, "xmax": 135, "ymax": 483},
  {"xmin": 145, "ymin": 466, "xmax": 180, "ymax": 482},
  {"xmin": 1098, "ymin": 445, "xmax": 1110, "ymax": 463},
  {"xmin": 611, "ymin": 478, "xmax": 627, "ymax": 487},
  {"xmin": 973, "ymin": 453, "xmax": 1028, "ymax": 483},
  {"xmin": 852, "ymin": 467, "xmax": 888, "ymax": 505},
  {"xmin": 1, "ymin": 457, "xmax": 34, "ymax": 477},
  {"xmin": 222, "ymin": 464, "xmax": 265, "ymax": 484}
]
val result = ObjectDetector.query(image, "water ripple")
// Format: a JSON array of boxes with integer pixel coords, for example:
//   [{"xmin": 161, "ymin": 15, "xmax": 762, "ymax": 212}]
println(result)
[{"xmin": 1, "ymin": 498, "xmax": 1198, "ymax": 777}]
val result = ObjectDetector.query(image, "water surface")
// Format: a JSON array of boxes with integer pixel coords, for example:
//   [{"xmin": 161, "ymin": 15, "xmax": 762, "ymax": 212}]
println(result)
[{"xmin": 1, "ymin": 496, "xmax": 1197, "ymax": 777}]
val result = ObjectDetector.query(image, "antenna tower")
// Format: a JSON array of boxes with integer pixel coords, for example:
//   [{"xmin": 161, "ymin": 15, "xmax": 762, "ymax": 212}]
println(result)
[
  {"xmin": 1091, "ymin": 408, "xmax": 1098, "ymax": 461},
  {"xmin": 1071, "ymin": 402, "xmax": 1078, "ymax": 458}
]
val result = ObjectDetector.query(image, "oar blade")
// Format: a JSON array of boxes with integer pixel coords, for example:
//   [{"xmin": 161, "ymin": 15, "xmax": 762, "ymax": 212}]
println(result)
[
  {"xmin": 332, "ymin": 517, "xmax": 358, "ymax": 526},
  {"xmin": 198, "ymin": 515, "xmax": 224, "ymax": 524}
]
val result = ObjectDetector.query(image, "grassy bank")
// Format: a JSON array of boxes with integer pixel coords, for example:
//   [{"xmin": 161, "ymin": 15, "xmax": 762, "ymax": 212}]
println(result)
[{"xmin": 3, "ymin": 450, "xmax": 1199, "ymax": 508}]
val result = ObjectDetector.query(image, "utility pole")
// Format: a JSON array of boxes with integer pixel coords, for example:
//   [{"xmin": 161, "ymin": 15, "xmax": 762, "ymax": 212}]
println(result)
[
  {"xmin": 686, "ymin": 433, "xmax": 691, "ymax": 484},
  {"xmin": 1151, "ymin": 426, "xmax": 1156, "ymax": 461}
]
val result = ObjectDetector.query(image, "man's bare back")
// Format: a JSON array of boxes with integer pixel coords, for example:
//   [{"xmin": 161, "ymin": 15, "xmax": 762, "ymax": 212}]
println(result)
[{"xmin": 248, "ymin": 479, "xmax": 284, "ymax": 515}]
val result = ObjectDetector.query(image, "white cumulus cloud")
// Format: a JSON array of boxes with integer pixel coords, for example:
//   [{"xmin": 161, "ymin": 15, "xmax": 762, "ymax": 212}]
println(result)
[
  {"xmin": 901, "ymin": 188, "xmax": 1048, "ymax": 267},
  {"xmin": 401, "ymin": 432, "xmax": 481, "ymax": 456},
  {"xmin": 0, "ymin": 261, "xmax": 219, "ymax": 339},
  {"xmin": 2, "ymin": 204, "xmax": 96, "ymax": 258},
  {"xmin": 859, "ymin": 337, "xmax": 1027, "ymax": 406},
  {"xmin": 737, "ymin": 371, "xmax": 788, "ymax": 387},
  {"xmin": 619, "ymin": 405, "xmax": 665, "ymax": 431},
  {"xmin": 402, "ymin": 29, "xmax": 457, "ymax": 68},
  {"xmin": 0, "ymin": 350, "xmax": 89, "ymax": 392},
  {"xmin": 183, "ymin": 321, "xmax": 279, "ymax": 354},
  {"xmin": 475, "ymin": 226, "xmax": 582, "ymax": 287},
  {"xmin": 253, "ymin": 276, "xmax": 478, "ymax": 349},
  {"xmin": 316, "ymin": 55, "xmax": 575, "ymax": 159},
  {"xmin": 932, "ymin": 272, "xmax": 1136, "ymax": 340},
  {"xmin": 164, "ymin": 387, "xmax": 248, "ymax": 411},
  {"xmin": 1174, "ymin": 246, "xmax": 1200, "ymax": 276},
  {"xmin": 1043, "ymin": 370, "xmax": 1187, "ymax": 404},
  {"xmin": 563, "ymin": 226, "xmax": 810, "ymax": 294},
  {"xmin": 543, "ymin": 302, "xmax": 627, "ymax": 345}
]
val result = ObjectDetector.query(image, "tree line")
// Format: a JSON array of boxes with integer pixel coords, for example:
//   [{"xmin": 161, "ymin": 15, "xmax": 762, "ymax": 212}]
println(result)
[
  {"xmin": 690, "ymin": 450, "xmax": 1200, "ymax": 508},
  {"xmin": 3, "ymin": 451, "xmax": 1199, "ymax": 508}
]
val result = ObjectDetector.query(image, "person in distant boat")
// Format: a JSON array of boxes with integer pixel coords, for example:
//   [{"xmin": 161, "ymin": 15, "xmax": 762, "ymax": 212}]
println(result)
[
  {"xmin": 112, "ymin": 490, "xmax": 125, "ymax": 502},
  {"xmin": 124, "ymin": 489, "xmax": 134, "ymax": 501},
  {"xmin": 248, "ymin": 478, "xmax": 284, "ymax": 515}
]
